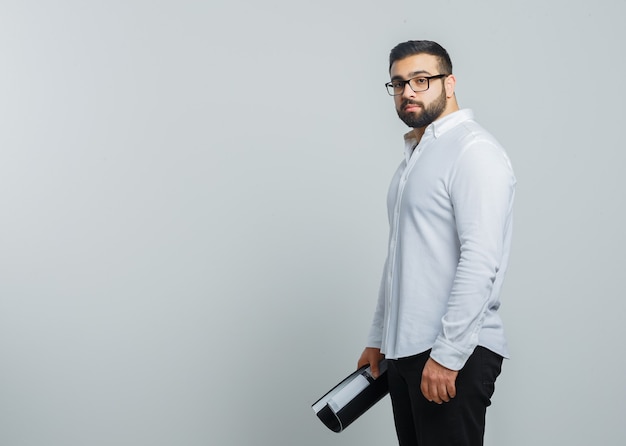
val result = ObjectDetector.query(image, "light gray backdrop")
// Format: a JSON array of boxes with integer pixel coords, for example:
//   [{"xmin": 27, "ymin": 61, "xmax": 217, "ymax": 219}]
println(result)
[{"xmin": 1, "ymin": 1, "xmax": 624, "ymax": 445}]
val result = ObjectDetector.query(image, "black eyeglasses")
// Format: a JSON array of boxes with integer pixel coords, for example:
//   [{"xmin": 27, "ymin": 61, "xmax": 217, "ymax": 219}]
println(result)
[{"xmin": 385, "ymin": 74, "xmax": 448, "ymax": 96}]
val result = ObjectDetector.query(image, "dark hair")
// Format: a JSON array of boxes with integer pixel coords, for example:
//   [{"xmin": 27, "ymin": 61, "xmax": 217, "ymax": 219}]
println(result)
[{"xmin": 389, "ymin": 40, "xmax": 453, "ymax": 74}]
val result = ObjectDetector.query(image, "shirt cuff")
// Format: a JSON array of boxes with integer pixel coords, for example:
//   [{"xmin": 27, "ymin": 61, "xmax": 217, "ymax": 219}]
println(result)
[
  {"xmin": 430, "ymin": 336, "xmax": 475, "ymax": 371},
  {"xmin": 366, "ymin": 328, "xmax": 383, "ymax": 350}
]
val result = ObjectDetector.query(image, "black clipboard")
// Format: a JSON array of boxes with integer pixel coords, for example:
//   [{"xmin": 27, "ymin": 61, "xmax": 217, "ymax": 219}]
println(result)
[{"xmin": 311, "ymin": 360, "xmax": 389, "ymax": 432}]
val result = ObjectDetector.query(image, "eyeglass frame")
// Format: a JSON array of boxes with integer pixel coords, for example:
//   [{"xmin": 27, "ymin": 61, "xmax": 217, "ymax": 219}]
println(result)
[{"xmin": 385, "ymin": 74, "xmax": 449, "ymax": 96}]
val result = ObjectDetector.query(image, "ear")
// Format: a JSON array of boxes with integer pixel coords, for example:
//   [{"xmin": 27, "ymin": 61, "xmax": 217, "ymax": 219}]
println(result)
[{"xmin": 444, "ymin": 74, "xmax": 456, "ymax": 98}]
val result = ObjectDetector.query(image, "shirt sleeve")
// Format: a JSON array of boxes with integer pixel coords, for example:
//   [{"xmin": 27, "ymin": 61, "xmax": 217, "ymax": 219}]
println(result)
[
  {"xmin": 366, "ymin": 258, "xmax": 387, "ymax": 349},
  {"xmin": 430, "ymin": 139, "xmax": 516, "ymax": 371}
]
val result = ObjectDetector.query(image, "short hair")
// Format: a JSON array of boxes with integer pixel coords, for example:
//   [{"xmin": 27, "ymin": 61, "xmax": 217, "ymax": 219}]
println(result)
[{"xmin": 389, "ymin": 40, "xmax": 453, "ymax": 74}]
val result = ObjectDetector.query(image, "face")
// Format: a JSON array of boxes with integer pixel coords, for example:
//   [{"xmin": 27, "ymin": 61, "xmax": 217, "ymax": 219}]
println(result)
[{"xmin": 390, "ymin": 54, "xmax": 453, "ymax": 129}]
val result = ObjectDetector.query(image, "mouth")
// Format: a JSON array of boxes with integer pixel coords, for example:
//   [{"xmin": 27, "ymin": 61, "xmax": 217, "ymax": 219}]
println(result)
[{"xmin": 402, "ymin": 101, "xmax": 422, "ymax": 112}]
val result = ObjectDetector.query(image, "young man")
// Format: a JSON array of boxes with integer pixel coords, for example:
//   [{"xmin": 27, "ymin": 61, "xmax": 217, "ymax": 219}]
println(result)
[{"xmin": 357, "ymin": 40, "xmax": 515, "ymax": 446}]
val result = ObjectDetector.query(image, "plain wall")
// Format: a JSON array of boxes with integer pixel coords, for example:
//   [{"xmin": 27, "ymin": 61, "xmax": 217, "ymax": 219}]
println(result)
[{"xmin": 1, "ymin": 1, "xmax": 625, "ymax": 445}]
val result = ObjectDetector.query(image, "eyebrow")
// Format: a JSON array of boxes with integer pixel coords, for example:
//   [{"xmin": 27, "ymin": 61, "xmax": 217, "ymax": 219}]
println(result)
[{"xmin": 390, "ymin": 70, "xmax": 432, "ymax": 81}]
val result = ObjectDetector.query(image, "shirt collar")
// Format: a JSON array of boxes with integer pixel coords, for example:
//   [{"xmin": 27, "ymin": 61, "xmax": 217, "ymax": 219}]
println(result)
[{"xmin": 403, "ymin": 109, "xmax": 475, "ymax": 160}]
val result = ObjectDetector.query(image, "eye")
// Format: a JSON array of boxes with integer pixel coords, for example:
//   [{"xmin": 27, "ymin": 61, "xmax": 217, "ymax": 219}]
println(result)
[
  {"xmin": 391, "ymin": 81, "xmax": 405, "ymax": 89},
  {"xmin": 414, "ymin": 77, "xmax": 427, "ymax": 84}
]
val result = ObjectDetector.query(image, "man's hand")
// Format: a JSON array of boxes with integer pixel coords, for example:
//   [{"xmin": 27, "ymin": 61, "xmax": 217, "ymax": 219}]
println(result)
[
  {"xmin": 357, "ymin": 347, "xmax": 385, "ymax": 379},
  {"xmin": 420, "ymin": 357, "xmax": 459, "ymax": 404}
]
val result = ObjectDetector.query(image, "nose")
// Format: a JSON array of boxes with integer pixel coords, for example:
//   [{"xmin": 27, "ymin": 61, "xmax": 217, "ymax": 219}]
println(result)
[{"xmin": 401, "ymin": 82, "xmax": 416, "ymax": 98}]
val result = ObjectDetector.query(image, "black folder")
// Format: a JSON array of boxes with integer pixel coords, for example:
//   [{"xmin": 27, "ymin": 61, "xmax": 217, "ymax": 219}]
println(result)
[{"xmin": 311, "ymin": 360, "xmax": 389, "ymax": 433}]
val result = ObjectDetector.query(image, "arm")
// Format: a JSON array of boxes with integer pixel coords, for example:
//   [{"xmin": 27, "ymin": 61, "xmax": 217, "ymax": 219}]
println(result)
[
  {"xmin": 425, "ymin": 141, "xmax": 515, "ymax": 399},
  {"xmin": 359, "ymin": 259, "xmax": 388, "ymax": 378}
]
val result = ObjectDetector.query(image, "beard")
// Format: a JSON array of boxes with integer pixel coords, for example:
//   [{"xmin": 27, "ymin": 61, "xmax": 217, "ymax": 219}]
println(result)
[{"xmin": 396, "ymin": 87, "xmax": 447, "ymax": 129}]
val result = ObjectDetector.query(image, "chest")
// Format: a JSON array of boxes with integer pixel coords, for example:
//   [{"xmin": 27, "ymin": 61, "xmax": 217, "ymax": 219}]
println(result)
[{"xmin": 387, "ymin": 144, "xmax": 457, "ymax": 220}]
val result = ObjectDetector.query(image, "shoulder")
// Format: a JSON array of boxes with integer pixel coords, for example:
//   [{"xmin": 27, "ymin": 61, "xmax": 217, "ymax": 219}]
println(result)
[{"xmin": 454, "ymin": 119, "xmax": 501, "ymax": 149}]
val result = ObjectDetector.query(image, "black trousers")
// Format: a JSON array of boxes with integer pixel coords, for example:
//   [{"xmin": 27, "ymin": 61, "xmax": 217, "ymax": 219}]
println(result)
[{"xmin": 387, "ymin": 346, "xmax": 503, "ymax": 446}]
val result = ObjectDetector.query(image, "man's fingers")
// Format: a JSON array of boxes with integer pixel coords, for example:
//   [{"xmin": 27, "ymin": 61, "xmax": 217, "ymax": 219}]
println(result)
[
  {"xmin": 370, "ymin": 362, "xmax": 380, "ymax": 379},
  {"xmin": 439, "ymin": 384, "xmax": 450, "ymax": 402},
  {"xmin": 357, "ymin": 348, "xmax": 383, "ymax": 378},
  {"xmin": 420, "ymin": 358, "xmax": 459, "ymax": 403},
  {"xmin": 420, "ymin": 379, "xmax": 437, "ymax": 402},
  {"xmin": 421, "ymin": 379, "xmax": 455, "ymax": 404},
  {"xmin": 368, "ymin": 351, "xmax": 382, "ymax": 378},
  {"xmin": 430, "ymin": 383, "xmax": 446, "ymax": 404},
  {"xmin": 447, "ymin": 382, "xmax": 457, "ymax": 399}
]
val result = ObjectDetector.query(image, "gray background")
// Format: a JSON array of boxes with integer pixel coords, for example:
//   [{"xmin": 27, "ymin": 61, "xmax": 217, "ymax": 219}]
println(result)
[{"xmin": 1, "ymin": 1, "xmax": 624, "ymax": 445}]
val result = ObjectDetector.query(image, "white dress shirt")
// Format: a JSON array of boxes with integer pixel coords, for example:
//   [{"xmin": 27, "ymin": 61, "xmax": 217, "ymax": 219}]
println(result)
[{"xmin": 367, "ymin": 109, "xmax": 516, "ymax": 370}]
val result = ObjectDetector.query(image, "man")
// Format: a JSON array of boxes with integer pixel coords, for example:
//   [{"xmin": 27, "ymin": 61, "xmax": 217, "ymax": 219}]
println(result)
[{"xmin": 357, "ymin": 40, "xmax": 515, "ymax": 446}]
